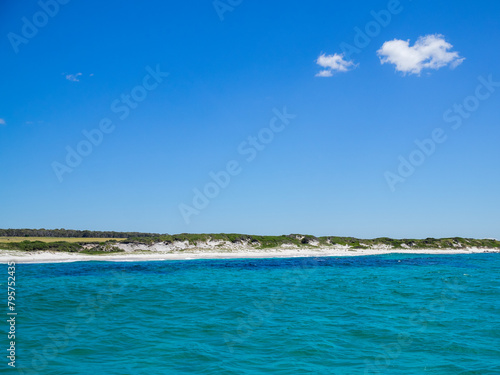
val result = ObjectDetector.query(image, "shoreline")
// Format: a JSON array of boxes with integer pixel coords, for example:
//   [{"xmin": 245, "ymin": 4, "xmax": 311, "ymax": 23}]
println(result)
[{"xmin": 1, "ymin": 247, "xmax": 498, "ymax": 264}]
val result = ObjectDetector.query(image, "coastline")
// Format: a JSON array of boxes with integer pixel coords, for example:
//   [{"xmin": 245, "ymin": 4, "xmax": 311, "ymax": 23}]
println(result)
[{"xmin": 1, "ymin": 247, "xmax": 498, "ymax": 264}]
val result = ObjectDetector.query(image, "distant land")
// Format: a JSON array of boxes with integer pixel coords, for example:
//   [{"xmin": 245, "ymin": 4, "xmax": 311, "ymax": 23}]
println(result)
[{"xmin": 0, "ymin": 229, "xmax": 499, "ymax": 255}]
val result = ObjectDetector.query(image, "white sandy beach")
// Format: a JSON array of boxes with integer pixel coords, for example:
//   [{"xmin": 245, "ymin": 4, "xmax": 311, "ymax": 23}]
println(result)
[{"xmin": 0, "ymin": 246, "xmax": 497, "ymax": 264}]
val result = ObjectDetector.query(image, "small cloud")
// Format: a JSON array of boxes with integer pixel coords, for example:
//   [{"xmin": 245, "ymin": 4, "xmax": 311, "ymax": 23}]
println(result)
[
  {"xmin": 89, "ymin": 73, "xmax": 94, "ymax": 77},
  {"xmin": 377, "ymin": 34, "xmax": 465, "ymax": 75},
  {"xmin": 64, "ymin": 72, "xmax": 83, "ymax": 82},
  {"xmin": 0, "ymin": 118, "xmax": 6, "ymax": 125},
  {"xmin": 315, "ymin": 53, "xmax": 356, "ymax": 77},
  {"xmin": 25, "ymin": 121, "xmax": 34, "ymax": 125},
  {"xmin": 315, "ymin": 70, "xmax": 334, "ymax": 77}
]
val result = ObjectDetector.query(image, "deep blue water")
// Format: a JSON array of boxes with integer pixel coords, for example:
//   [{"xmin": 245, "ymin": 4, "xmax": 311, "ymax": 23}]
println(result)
[{"xmin": 5, "ymin": 253, "xmax": 500, "ymax": 374}]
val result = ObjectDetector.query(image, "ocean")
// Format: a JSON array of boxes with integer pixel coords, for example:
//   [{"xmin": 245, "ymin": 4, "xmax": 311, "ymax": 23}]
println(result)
[{"xmin": 8, "ymin": 253, "xmax": 500, "ymax": 374}]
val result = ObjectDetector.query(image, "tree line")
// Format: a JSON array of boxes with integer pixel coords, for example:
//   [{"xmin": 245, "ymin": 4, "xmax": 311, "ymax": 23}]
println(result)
[{"xmin": 0, "ymin": 228, "xmax": 161, "ymax": 238}]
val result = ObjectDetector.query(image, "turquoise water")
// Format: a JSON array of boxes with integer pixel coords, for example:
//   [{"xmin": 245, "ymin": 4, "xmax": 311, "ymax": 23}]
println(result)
[{"xmin": 7, "ymin": 254, "xmax": 500, "ymax": 374}]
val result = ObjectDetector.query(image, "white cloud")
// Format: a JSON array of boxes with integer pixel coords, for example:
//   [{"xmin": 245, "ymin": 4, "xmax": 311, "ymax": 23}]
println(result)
[
  {"xmin": 64, "ymin": 72, "xmax": 83, "ymax": 82},
  {"xmin": 0, "ymin": 118, "xmax": 5, "ymax": 125},
  {"xmin": 377, "ymin": 34, "xmax": 464, "ymax": 75},
  {"xmin": 316, "ymin": 70, "xmax": 334, "ymax": 77},
  {"xmin": 315, "ymin": 53, "xmax": 356, "ymax": 77}
]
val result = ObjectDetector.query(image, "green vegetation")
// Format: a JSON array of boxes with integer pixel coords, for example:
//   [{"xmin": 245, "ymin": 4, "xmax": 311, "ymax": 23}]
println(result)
[
  {"xmin": 0, "ymin": 240, "xmax": 125, "ymax": 255},
  {"xmin": 1, "ymin": 229, "xmax": 499, "ymax": 253},
  {"xmin": 1, "ymin": 241, "xmax": 82, "ymax": 252}
]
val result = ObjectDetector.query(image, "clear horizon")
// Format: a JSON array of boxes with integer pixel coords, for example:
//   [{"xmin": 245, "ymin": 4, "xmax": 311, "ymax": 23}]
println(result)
[{"xmin": 1, "ymin": 0, "xmax": 499, "ymax": 239}]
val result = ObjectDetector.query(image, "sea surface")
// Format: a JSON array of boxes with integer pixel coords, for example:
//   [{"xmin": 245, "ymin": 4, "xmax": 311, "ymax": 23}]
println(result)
[{"xmin": 6, "ymin": 253, "xmax": 500, "ymax": 374}]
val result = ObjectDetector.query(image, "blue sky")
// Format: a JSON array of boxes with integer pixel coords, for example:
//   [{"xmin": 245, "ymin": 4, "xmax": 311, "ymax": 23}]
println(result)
[{"xmin": 0, "ymin": 0, "xmax": 499, "ymax": 238}]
